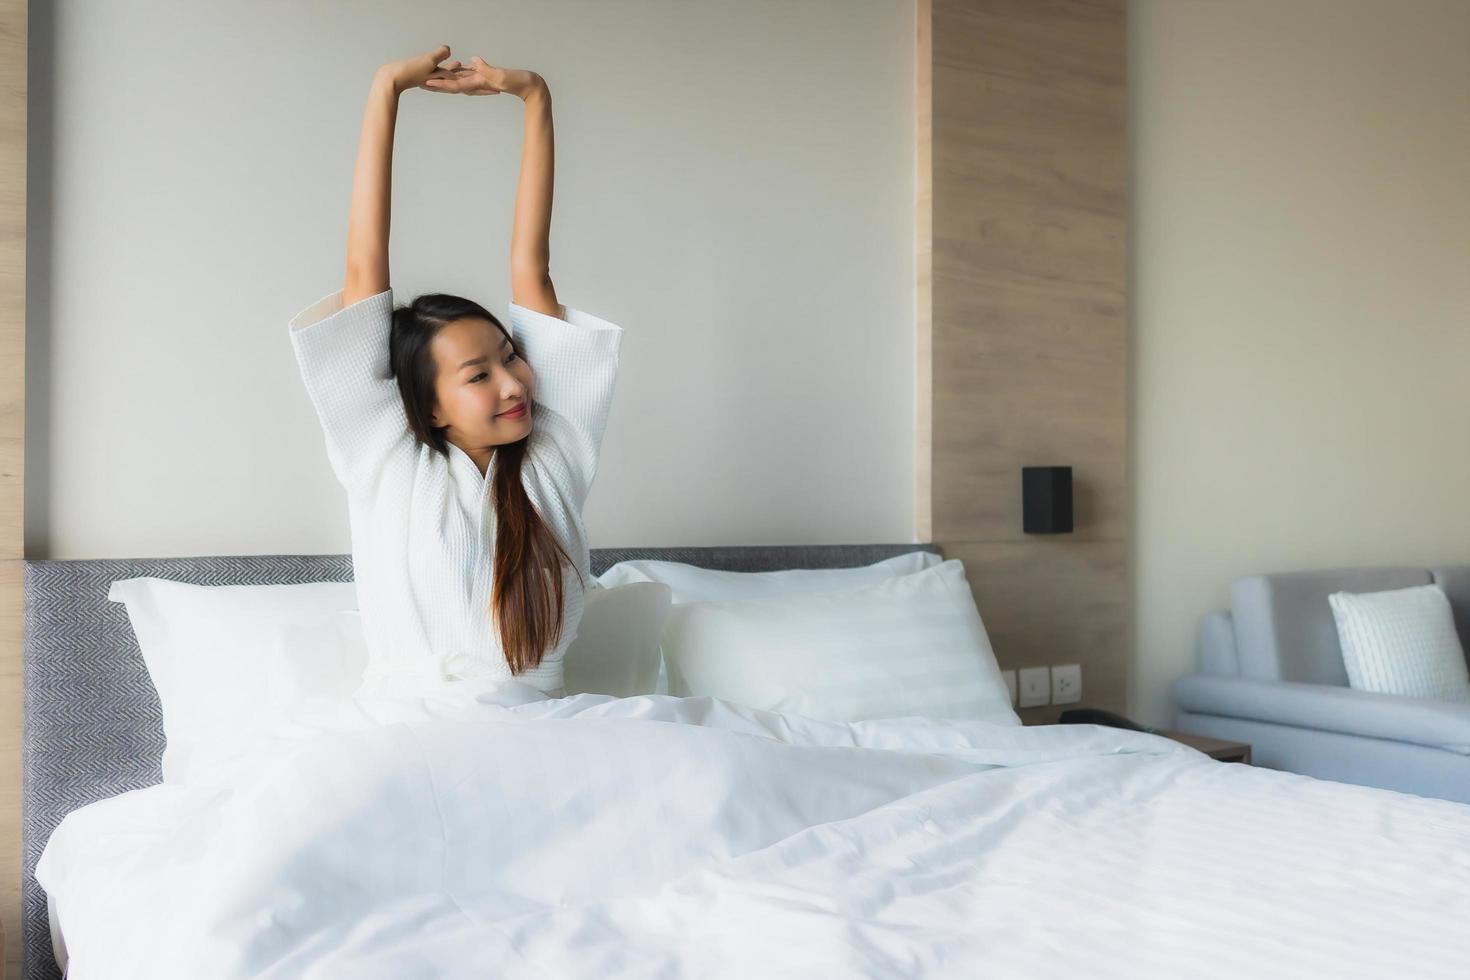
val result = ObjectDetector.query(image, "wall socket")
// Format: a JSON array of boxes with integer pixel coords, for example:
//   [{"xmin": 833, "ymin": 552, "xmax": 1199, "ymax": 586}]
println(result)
[
  {"xmin": 1009, "ymin": 664, "xmax": 1084, "ymax": 709},
  {"xmin": 1051, "ymin": 664, "xmax": 1082, "ymax": 705},
  {"xmin": 1017, "ymin": 667, "xmax": 1051, "ymax": 708}
]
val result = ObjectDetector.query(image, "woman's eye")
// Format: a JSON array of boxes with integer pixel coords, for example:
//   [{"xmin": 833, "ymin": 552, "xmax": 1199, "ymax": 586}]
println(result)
[{"xmin": 470, "ymin": 355, "xmax": 515, "ymax": 383}]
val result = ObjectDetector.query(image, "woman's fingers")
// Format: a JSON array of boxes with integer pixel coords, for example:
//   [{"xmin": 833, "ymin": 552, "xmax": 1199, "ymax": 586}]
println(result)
[
  {"xmin": 462, "ymin": 68, "xmax": 502, "ymax": 96},
  {"xmin": 415, "ymin": 54, "xmax": 512, "ymax": 96},
  {"xmin": 424, "ymin": 44, "xmax": 451, "ymax": 74},
  {"xmin": 421, "ymin": 68, "xmax": 464, "ymax": 93}
]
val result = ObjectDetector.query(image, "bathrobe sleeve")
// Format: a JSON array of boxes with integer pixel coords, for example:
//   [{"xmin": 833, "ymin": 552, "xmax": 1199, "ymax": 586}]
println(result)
[
  {"xmin": 509, "ymin": 301, "xmax": 625, "ymax": 513},
  {"xmin": 289, "ymin": 286, "xmax": 415, "ymax": 494}
]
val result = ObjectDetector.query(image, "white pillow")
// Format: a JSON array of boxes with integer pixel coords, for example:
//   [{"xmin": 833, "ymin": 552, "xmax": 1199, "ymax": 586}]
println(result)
[
  {"xmin": 600, "ymin": 551, "xmax": 945, "ymax": 695},
  {"xmin": 1329, "ymin": 584, "xmax": 1470, "ymax": 702},
  {"xmin": 110, "ymin": 574, "xmax": 674, "ymax": 782},
  {"xmin": 597, "ymin": 550, "xmax": 943, "ymax": 603},
  {"xmin": 562, "ymin": 582, "xmax": 672, "ymax": 697},
  {"xmin": 661, "ymin": 559, "xmax": 1019, "ymax": 726},
  {"xmin": 106, "ymin": 577, "xmax": 360, "ymax": 783}
]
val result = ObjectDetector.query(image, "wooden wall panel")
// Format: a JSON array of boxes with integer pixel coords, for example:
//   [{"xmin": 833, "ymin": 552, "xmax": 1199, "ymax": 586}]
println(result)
[
  {"xmin": 920, "ymin": 0, "xmax": 1128, "ymax": 719},
  {"xmin": 916, "ymin": 0, "xmax": 934, "ymax": 541}
]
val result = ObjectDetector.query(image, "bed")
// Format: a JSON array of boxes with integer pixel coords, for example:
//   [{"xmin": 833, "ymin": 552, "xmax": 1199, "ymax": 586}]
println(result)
[{"xmin": 22, "ymin": 544, "xmax": 1470, "ymax": 979}]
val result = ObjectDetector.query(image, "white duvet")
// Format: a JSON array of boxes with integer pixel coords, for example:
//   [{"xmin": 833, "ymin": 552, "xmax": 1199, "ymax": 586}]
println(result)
[{"xmin": 37, "ymin": 681, "xmax": 1470, "ymax": 979}]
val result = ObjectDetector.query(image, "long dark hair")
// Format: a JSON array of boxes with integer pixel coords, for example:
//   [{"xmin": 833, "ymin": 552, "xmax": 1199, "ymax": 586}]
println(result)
[{"xmin": 388, "ymin": 292, "xmax": 583, "ymax": 674}]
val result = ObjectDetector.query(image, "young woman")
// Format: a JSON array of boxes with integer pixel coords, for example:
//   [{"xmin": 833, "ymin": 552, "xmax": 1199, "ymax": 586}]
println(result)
[{"xmin": 287, "ymin": 46, "xmax": 624, "ymax": 699}]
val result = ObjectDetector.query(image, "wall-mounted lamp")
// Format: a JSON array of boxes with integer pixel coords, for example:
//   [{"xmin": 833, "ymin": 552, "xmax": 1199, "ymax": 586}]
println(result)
[{"xmin": 1022, "ymin": 466, "xmax": 1073, "ymax": 534}]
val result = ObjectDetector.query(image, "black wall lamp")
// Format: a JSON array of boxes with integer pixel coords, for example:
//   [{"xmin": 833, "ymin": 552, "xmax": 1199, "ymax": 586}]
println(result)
[{"xmin": 1022, "ymin": 466, "xmax": 1073, "ymax": 534}]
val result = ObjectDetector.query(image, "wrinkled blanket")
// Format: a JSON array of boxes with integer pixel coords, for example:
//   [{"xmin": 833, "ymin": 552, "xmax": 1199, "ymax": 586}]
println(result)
[{"xmin": 38, "ymin": 681, "xmax": 1470, "ymax": 978}]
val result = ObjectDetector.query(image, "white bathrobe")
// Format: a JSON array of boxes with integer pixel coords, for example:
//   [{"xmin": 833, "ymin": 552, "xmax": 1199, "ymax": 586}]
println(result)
[{"xmin": 288, "ymin": 286, "xmax": 624, "ymax": 697}]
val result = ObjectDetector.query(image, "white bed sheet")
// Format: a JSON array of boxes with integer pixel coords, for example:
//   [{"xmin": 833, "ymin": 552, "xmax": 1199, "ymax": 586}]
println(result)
[{"xmin": 37, "ymin": 681, "xmax": 1470, "ymax": 978}]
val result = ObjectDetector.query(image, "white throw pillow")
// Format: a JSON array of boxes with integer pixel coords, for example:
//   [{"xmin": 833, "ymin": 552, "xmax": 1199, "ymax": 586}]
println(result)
[
  {"xmin": 661, "ymin": 559, "xmax": 1019, "ymax": 726},
  {"xmin": 562, "ymin": 581, "xmax": 672, "ymax": 697},
  {"xmin": 106, "ymin": 577, "xmax": 360, "ymax": 783},
  {"xmin": 597, "ymin": 550, "xmax": 944, "ymax": 603},
  {"xmin": 1328, "ymin": 584, "xmax": 1470, "ymax": 702}
]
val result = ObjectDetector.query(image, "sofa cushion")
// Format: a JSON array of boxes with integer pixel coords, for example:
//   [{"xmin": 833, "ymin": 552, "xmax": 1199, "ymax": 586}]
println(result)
[
  {"xmin": 1231, "ymin": 567, "xmax": 1432, "ymax": 684},
  {"xmin": 1174, "ymin": 673, "xmax": 1470, "ymax": 754}
]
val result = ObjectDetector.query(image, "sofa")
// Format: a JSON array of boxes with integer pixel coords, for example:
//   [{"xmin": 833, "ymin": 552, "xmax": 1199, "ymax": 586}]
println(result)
[{"xmin": 1172, "ymin": 565, "xmax": 1470, "ymax": 804}]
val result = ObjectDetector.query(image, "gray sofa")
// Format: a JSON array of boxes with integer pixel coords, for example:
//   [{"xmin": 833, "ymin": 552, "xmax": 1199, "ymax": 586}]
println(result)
[{"xmin": 1172, "ymin": 565, "xmax": 1470, "ymax": 804}]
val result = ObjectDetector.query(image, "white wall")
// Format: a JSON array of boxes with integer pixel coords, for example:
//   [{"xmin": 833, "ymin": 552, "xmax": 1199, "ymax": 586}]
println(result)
[
  {"xmin": 26, "ymin": 0, "xmax": 917, "ymax": 559},
  {"xmin": 1129, "ymin": 0, "xmax": 1470, "ymax": 726}
]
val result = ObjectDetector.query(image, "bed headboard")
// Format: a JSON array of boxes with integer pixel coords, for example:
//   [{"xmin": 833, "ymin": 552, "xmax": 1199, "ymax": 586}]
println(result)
[{"xmin": 20, "ymin": 542, "xmax": 941, "ymax": 980}]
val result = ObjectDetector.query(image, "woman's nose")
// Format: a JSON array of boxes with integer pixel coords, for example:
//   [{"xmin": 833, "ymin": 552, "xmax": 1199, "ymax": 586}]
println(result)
[{"xmin": 494, "ymin": 367, "xmax": 526, "ymax": 396}]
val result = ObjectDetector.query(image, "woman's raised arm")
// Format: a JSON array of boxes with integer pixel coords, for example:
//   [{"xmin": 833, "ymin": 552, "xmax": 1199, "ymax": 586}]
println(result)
[
  {"xmin": 344, "ymin": 46, "xmax": 460, "ymax": 305},
  {"xmin": 508, "ymin": 76, "xmax": 559, "ymax": 316}
]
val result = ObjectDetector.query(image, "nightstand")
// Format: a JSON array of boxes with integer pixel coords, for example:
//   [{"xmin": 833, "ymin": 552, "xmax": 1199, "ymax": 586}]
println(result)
[{"xmin": 1162, "ymin": 730, "xmax": 1252, "ymax": 764}]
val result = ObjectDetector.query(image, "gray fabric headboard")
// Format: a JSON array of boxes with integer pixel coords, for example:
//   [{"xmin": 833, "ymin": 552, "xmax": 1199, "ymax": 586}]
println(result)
[{"xmin": 21, "ymin": 542, "xmax": 941, "ymax": 980}]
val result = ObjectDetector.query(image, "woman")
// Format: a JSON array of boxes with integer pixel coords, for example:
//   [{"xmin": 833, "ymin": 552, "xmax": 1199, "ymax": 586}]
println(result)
[{"xmin": 287, "ymin": 46, "xmax": 624, "ymax": 700}]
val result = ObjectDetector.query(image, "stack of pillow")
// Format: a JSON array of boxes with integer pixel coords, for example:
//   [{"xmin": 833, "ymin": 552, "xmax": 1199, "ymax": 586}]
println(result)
[{"xmin": 108, "ymin": 550, "xmax": 1019, "ymax": 784}]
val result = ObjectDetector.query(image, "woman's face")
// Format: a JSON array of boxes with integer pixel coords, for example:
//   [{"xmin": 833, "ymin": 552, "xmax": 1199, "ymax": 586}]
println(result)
[{"xmin": 428, "ymin": 317, "xmax": 535, "ymax": 449}]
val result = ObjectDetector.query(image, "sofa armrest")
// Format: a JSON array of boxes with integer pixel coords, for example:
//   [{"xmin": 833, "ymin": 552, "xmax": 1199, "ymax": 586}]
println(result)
[{"xmin": 1174, "ymin": 674, "xmax": 1470, "ymax": 754}]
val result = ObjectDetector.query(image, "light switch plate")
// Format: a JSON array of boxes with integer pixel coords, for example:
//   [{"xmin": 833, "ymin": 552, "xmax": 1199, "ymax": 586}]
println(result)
[
  {"xmin": 1018, "ymin": 667, "xmax": 1050, "ymax": 708},
  {"xmin": 1001, "ymin": 669, "xmax": 1018, "ymax": 706},
  {"xmin": 1051, "ymin": 664, "xmax": 1082, "ymax": 705}
]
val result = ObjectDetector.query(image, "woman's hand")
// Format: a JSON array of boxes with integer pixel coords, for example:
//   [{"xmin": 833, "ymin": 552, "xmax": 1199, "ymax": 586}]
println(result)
[
  {"xmin": 378, "ymin": 44, "xmax": 464, "ymax": 95},
  {"xmin": 424, "ymin": 56, "xmax": 546, "ymax": 100}
]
